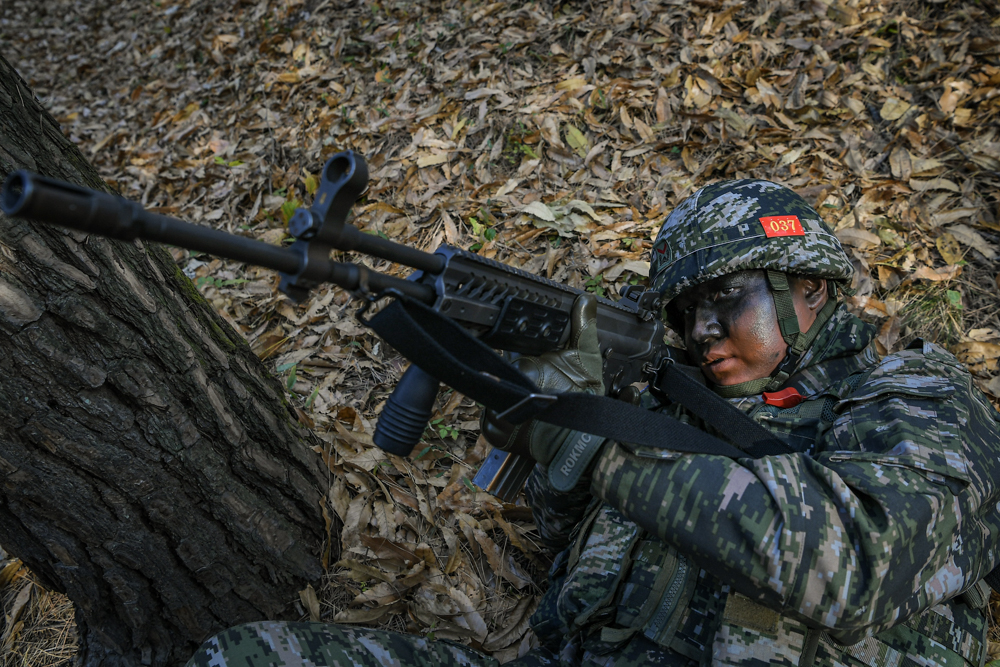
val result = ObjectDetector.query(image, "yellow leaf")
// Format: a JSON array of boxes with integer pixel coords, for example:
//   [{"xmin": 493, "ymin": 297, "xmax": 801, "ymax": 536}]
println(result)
[
  {"xmin": 621, "ymin": 260, "xmax": 650, "ymax": 277},
  {"xmin": 0, "ymin": 560, "xmax": 23, "ymax": 588},
  {"xmin": 304, "ymin": 173, "xmax": 318, "ymax": 195},
  {"xmin": 417, "ymin": 153, "xmax": 448, "ymax": 168},
  {"xmin": 936, "ymin": 233, "xmax": 963, "ymax": 264},
  {"xmin": 879, "ymin": 97, "xmax": 911, "ymax": 121},
  {"xmin": 171, "ymin": 102, "xmax": 200, "ymax": 124},
  {"xmin": 277, "ymin": 71, "xmax": 302, "ymax": 84},
  {"xmin": 556, "ymin": 77, "xmax": 586, "ymax": 91},
  {"xmin": 564, "ymin": 124, "xmax": 588, "ymax": 157}
]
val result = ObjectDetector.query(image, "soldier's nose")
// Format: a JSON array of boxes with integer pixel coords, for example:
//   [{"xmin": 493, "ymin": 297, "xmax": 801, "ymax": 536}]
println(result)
[{"xmin": 690, "ymin": 305, "xmax": 724, "ymax": 345}]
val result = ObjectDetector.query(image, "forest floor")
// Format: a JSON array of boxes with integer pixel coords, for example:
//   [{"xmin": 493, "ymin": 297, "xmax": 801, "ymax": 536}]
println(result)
[{"xmin": 2, "ymin": 0, "xmax": 1000, "ymax": 664}]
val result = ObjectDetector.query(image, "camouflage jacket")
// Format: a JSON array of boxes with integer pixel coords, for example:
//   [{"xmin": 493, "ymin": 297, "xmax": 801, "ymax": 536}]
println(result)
[{"xmin": 525, "ymin": 305, "xmax": 1000, "ymax": 667}]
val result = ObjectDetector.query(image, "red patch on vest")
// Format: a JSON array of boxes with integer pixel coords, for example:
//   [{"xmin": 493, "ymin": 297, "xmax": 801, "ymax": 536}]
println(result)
[
  {"xmin": 759, "ymin": 215, "xmax": 805, "ymax": 238},
  {"xmin": 763, "ymin": 387, "xmax": 804, "ymax": 408}
]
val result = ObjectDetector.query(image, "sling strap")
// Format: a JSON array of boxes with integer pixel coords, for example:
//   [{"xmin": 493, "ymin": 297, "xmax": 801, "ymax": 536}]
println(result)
[
  {"xmin": 648, "ymin": 362, "xmax": 789, "ymax": 453},
  {"xmin": 365, "ymin": 293, "xmax": 794, "ymax": 460},
  {"xmin": 986, "ymin": 567, "xmax": 1000, "ymax": 594}
]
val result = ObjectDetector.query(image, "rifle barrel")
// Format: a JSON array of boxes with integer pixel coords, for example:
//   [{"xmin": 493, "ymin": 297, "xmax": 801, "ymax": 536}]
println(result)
[
  {"xmin": 1, "ymin": 170, "xmax": 436, "ymax": 303},
  {"xmin": 2, "ymin": 171, "xmax": 303, "ymax": 274}
]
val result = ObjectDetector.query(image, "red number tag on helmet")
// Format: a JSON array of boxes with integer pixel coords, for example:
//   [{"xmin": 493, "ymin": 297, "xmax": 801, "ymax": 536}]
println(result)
[{"xmin": 759, "ymin": 215, "xmax": 804, "ymax": 238}]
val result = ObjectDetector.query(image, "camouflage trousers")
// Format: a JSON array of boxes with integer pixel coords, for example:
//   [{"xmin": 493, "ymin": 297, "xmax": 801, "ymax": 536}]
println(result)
[{"xmin": 185, "ymin": 621, "xmax": 559, "ymax": 667}]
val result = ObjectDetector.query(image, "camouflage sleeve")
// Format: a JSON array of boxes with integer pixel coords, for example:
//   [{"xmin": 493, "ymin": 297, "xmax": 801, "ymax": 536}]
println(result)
[
  {"xmin": 524, "ymin": 463, "xmax": 595, "ymax": 553},
  {"xmin": 590, "ymin": 343, "xmax": 1000, "ymax": 645}
]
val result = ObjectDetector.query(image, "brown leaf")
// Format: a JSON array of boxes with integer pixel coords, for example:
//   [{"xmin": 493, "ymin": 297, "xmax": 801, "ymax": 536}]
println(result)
[
  {"xmin": 909, "ymin": 178, "xmax": 960, "ymax": 193},
  {"xmin": 911, "ymin": 265, "xmax": 962, "ymax": 282},
  {"xmin": 333, "ymin": 601, "xmax": 405, "ymax": 624},
  {"xmin": 876, "ymin": 316, "xmax": 901, "ymax": 355},
  {"xmin": 299, "ymin": 584, "xmax": 321, "ymax": 622},
  {"xmin": 359, "ymin": 535, "xmax": 420, "ymax": 566},
  {"xmin": 835, "ymin": 227, "xmax": 881, "ymax": 249},
  {"xmin": 474, "ymin": 529, "xmax": 533, "ymax": 590},
  {"xmin": 334, "ymin": 559, "xmax": 395, "ymax": 583},
  {"xmin": 947, "ymin": 224, "xmax": 997, "ymax": 259},
  {"xmin": 483, "ymin": 596, "xmax": 539, "ymax": 651},
  {"xmin": 951, "ymin": 341, "xmax": 1000, "ymax": 368},
  {"xmin": 889, "ymin": 147, "xmax": 911, "ymax": 181}
]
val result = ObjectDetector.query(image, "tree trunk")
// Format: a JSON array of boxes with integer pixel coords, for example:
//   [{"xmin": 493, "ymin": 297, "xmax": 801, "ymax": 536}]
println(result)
[{"xmin": 0, "ymin": 54, "xmax": 334, "ymax": 666}]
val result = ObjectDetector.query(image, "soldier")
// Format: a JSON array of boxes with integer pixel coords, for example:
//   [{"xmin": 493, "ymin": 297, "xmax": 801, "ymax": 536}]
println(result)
[{"xmin": 188, "ymin": 180, "xmax": 1000, "ymax": 666}]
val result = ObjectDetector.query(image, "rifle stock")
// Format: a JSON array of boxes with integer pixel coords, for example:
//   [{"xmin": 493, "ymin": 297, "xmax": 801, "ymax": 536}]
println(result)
[{"xmin": 2, "ymin": 152, "xmax": 677, "ymax": 500}]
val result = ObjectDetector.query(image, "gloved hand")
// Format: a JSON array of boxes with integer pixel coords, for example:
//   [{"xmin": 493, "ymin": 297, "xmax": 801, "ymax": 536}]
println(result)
[{"xmin": 481, "ymin": 293, "xmax": 604, "ymax": 465}]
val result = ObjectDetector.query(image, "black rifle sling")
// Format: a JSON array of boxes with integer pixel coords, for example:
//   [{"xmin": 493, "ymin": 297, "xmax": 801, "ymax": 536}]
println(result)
[
  {"xmin": 366, "ymin": 295, "xmax": 791, "ymax": 459},
  {"xmin": 654, "ymin": 364, "xmax": 791, "ymax": 455},
  {"xmin": 986, "ymin": 567, "xmax": 1000, "ymax": 594}
]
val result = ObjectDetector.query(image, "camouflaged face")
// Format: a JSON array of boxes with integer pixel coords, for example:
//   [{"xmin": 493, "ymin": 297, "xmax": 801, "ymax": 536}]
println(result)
[{"xmin": 650, "ymin": 180, "xmax": 854, "ymax": 304}]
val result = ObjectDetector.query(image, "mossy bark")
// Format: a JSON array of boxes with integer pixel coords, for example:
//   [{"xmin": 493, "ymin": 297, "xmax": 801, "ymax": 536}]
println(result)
[{"xmin": 0, "ymin": 54, "xmax": 334, "ymax": 666}]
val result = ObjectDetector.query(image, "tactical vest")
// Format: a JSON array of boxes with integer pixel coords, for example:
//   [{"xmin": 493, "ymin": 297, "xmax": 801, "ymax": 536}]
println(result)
[{"xmin": 530, "ymin": 343, "xmax": 994, "ymax": 667}]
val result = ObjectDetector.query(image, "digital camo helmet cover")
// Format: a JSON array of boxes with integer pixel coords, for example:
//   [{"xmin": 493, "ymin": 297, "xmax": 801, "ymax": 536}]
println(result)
[{"xmin": 650, "ymin": 179, "xmax": 854, "ymax": 305}]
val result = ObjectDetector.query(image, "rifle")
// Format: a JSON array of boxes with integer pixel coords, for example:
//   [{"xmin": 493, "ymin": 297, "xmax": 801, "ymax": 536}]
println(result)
[{"xmin": 1, "ymin": 151, "xmax": 682, "ymax": 501}]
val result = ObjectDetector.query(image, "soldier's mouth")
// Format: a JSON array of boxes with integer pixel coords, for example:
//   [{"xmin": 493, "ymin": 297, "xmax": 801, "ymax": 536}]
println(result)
[
  {"xmin": 701, "ymin": 351, "xmax": 729, "ymax": 367},
  {"xmin": 702, "ymin": 354, "xmax": 738, "ymax": 376}
]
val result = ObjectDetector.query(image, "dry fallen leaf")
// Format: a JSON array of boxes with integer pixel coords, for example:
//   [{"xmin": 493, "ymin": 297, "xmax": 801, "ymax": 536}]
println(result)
[
  {"xmin": 912, "ymin": 265, "xmax": 963, "ymax": 282},
  {"xmin": 836, "ymin": 227, "xmax": 881, "ymax": 249},
  {"xmin": 951, "ymin": 342, "xmax": 1000, "ymax": 372},
  {"xmin": 299, "ymin": 584, "xmax": 321, "ymax": 622},
  {"xmin": 947, "ymin": 224, "xmax": 998, "ymax": 259},
  {"xmin": 880, "ymin": 98, "xmax": 911, "ymax": 121},
  {"xmin": 521, "ymin": 201, "xmax": 556, "ymax": 222},
  {"xmin": 936, "ymin": 233, "xmax": 963, "ymax": 265}
]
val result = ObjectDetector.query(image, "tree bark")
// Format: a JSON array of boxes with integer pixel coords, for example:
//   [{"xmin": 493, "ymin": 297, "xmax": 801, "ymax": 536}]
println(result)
[{"xmin": 0, "ymin": 54, "xmax": 334, "ymax": 666}]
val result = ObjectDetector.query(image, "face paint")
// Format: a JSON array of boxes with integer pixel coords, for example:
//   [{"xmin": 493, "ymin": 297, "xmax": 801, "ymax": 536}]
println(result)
[{"xmin": 671, "ymin": 271, "xmax": 788, "ymax": 386}]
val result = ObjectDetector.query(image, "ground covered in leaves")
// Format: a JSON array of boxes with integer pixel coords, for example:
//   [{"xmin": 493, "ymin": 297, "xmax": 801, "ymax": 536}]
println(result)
[{"xmin": 2, "ymin": 0, "xmax": 1000, "ymax": 664}]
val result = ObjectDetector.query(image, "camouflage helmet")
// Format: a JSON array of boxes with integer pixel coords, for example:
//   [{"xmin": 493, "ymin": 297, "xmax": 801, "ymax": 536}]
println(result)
[{"xmin": 650, "ymin": 179, "xmax": 853, "ymax": 304}]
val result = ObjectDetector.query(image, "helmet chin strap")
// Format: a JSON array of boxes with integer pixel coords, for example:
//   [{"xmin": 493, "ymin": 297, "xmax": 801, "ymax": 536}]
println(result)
[{"xmin": 713, "ymin": 270, "xmax": 838, "ymax": 398}]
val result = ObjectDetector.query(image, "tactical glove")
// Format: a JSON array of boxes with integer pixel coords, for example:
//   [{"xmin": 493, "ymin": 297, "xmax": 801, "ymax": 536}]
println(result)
[{"xmin": 481, "ymin": 293, "xmax": 605, "ymax": 466}]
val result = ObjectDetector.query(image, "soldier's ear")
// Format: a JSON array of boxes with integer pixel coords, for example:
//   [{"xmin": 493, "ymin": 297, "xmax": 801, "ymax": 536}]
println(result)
[{"xmin": 794, "ymin": 276, "xmax": 828, "ymax": 311}]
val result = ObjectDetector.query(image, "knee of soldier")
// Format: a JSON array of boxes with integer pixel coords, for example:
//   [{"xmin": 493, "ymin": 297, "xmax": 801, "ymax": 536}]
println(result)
[{"xmin": 185, "ymin": 621, "xmax": 295, "ymax": 667}]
